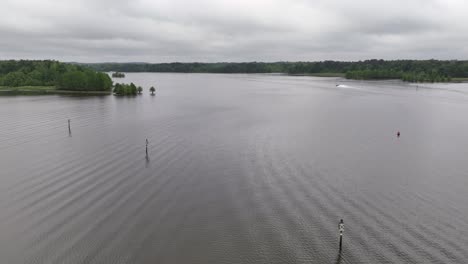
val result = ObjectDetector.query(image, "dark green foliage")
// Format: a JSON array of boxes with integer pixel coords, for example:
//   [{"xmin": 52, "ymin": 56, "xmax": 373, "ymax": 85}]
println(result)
[
  {"xmin": 2, "ymin": 72, "xmax": 29, "ymax": 86},
  {"xmin": 57, "ymin": 70, "xmax": 112, "ymax": 91},
  {"xmin": 137, "ymin": 86, "xmax": 143, "ymax": 94},
  {"xmin": 84, "ymin": 62, "xmax": 290, "ymax": 74},
  {"xmin": 150, "ymin": 86, "xmax": 155, "ymax": 95},
  {"xmin": 113, "ymin": 82, "xmax": 138, "ymax": 95},
  {"xmin": 58, "ymin": 71, "xmax": 87, "ymax": 90},
  {"xmin": 401, "ymin": 71, "xmax": 451, "ymax": 83},
  {"xmin": 82, "ymin": 59, "xmax": 468, "ymax": 83},
  {"xmin": 112, "ymin": 72, "xmax": 125, "ymax": 78},
  {"xmin": 0, "ymin": 60, "xmax": 113, "ymax": 90}
]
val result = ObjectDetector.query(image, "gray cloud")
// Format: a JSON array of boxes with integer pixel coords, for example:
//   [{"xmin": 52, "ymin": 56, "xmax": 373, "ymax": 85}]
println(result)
[{"xmin": 0, "ymin": 0, "xmax": 467, "ymax": 62}]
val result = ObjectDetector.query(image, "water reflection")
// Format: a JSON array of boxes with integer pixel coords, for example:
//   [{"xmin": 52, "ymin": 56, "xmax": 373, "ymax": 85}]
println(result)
[
  {"xmin": 145, "ymin": 155, "xmax": 150, "ymax": 168},
  {"xmin": 334, "ymin": 251, "xmax": 343, "ymax": 264},
  {"xmin": 1, "ymin": 74, "xmax": 468, "ymax": 263}
]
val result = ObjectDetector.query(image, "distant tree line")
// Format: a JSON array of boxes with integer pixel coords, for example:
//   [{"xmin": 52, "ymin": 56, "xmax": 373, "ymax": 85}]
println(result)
[
  {"xmin": 82, "ymin": 60, "xmax": 468, "ymax": 82},
  {"xmin": 83, "ymin": 62, "xmax": 289, "ymax": 74},
  {"xmin": 0, "ymin": 60, "xmax": 112, "ymax": 91}
]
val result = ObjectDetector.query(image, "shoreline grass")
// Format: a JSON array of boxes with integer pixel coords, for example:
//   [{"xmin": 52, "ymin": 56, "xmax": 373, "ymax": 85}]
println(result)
[
  {"xmin": 307, "ymin": 72, "xmax": 346, "ymax": 77},
  {"xmin": 0, "ymin": 86, "xmax": 111, "ymax": 96},
  {"xmin": 451, "ymin": 77, "xmax": 468, "ymax": 83},
  {"xmin": 288, "ymin": 72, "xmax": 345, "ymax": 77}
]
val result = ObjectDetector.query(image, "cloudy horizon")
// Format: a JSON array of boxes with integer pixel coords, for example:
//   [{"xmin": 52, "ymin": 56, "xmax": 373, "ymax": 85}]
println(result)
[{"xmin": 1, "ymin": 0, "xmax": 468, "ymax": 63}]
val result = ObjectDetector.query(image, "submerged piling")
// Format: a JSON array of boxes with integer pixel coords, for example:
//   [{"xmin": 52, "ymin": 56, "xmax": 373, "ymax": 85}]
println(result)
[{"xmin": 68, "ymin": 119, "xmax": 71, "ymax": 134}]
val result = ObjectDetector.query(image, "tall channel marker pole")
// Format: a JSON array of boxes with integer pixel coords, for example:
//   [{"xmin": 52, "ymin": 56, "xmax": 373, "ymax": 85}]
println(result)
[
  {"xmin": 339, "ymin": 219, "xmax": 344, "ymax": 251},
  {"xmin": 146, "ymin": 139, "xmax": 149, "ymax": 157}
]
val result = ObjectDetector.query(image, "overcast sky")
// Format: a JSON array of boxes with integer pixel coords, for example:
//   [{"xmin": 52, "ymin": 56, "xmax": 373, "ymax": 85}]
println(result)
[{"xmin": 1, "ymin": 0, "xmax": 467, "ymax": 62}]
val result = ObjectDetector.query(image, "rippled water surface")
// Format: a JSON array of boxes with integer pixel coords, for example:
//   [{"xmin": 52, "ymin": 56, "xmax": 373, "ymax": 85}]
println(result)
[{"xmin": 1, "ymin": 73, "xmax": 468, "ymax": 264}]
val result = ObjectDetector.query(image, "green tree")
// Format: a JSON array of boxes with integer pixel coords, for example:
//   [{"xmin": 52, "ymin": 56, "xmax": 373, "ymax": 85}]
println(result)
[
  {"xmin": 2, "ymin": 71, "xmax": 29, "ymax": 87},
  {"xmin": 0, "ymin": 60, "xmax": 114, "ymax": 90},
  {"xmin": 113, "ymin": 83, "xmax": 123, "ymax": 95},
  {"xmin": 150, "ymin": 86, "xmax": 155, "ymax": 95},
  {"xmin": 129, "ymin": 83, "xmax": 137, "ymax": 95},
  {"xmin": 58, "ymin": 71, "xmax": 87, "ymax": 90},
  {"xmin": 113, "ymin": 83, "xmax": 142, "ymax": 96}
]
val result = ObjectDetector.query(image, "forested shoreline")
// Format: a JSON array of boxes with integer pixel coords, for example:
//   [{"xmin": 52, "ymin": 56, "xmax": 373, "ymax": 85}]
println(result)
[
  {"xmin": 83, "ymin": 60, "xmax": 468, "ymax": 82},
  {"xmin": 2, "ymin": 60, "xmax": 468, "ymax": 88},
  {"xmin": 0, "ymin": 60, "xmax": 112, "ymax": 91}
]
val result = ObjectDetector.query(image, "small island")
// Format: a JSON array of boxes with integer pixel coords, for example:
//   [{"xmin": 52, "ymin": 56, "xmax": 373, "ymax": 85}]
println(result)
[
  {"xmin": 113, "ymin": 83, "xmax": 143, "ymax": 96},
  {"xmin": 112, "ymin": 72, "xmax": 125, "ymax": 78},
  {"xmin": 0, "ymin": 60, "xmax": 113, "ymax": 95}
]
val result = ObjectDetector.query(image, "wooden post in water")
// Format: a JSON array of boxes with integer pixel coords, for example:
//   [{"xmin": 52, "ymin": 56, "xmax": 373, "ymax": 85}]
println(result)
[
  {"xmin": 146, "ymin": 139, "xmax": 149, "ymax": 157},
  {"xmin": 339, "ymin": 219, "xmax": 344, "ymax": 251},
  {"xmin": 68, "ymin": 119, "xmax": 71, "ymax": 134}
]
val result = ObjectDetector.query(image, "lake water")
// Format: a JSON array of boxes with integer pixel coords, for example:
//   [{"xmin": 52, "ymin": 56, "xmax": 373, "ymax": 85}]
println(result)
[{"xmin": 1, "ymin": 73, "xmax": 468, "ymax": 263}]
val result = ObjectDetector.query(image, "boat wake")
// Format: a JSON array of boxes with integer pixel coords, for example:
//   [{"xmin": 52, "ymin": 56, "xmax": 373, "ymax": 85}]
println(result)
[{"xmin": 335, "ymin": 84, "xmax": 352, "ymax": 88}]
